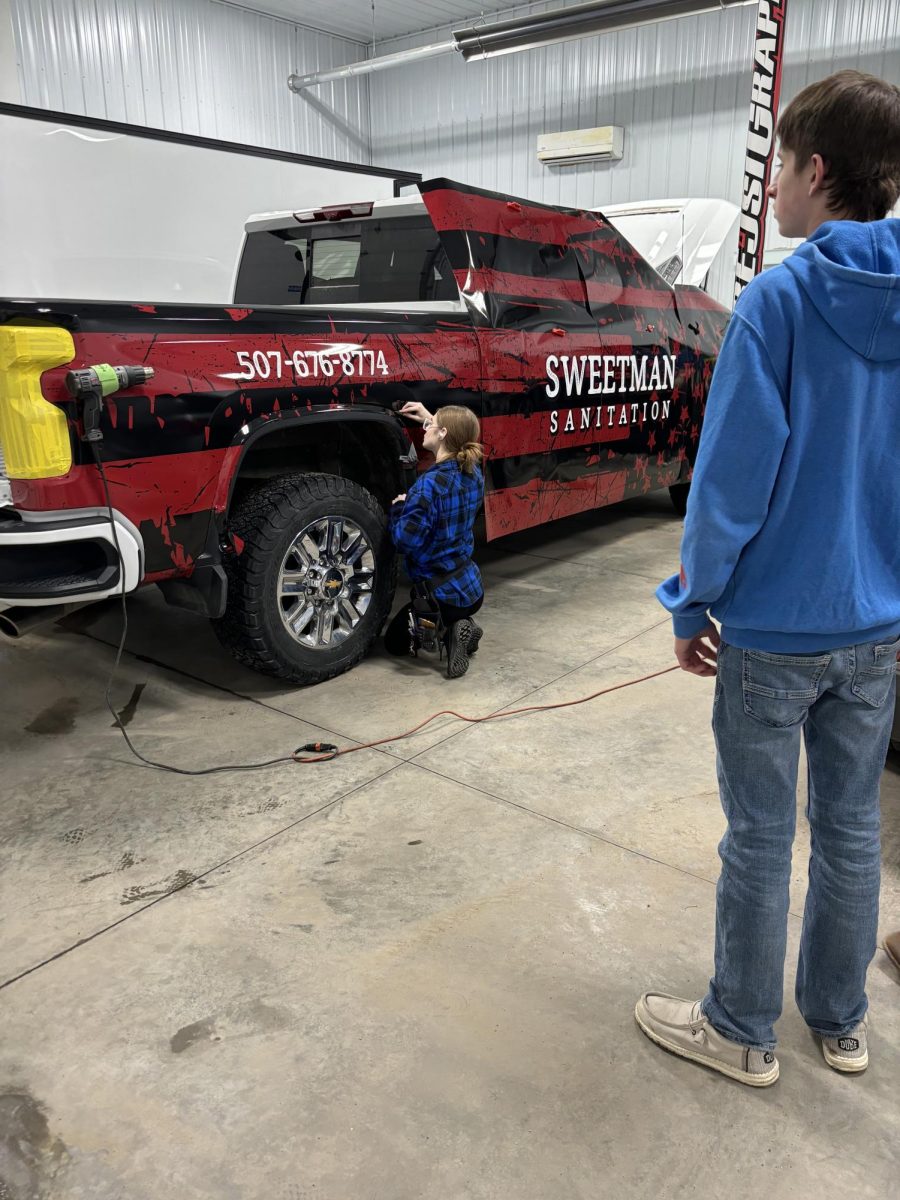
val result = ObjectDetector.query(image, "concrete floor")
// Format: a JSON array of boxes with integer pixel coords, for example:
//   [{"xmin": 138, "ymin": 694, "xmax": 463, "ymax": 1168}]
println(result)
[{"xmin": 1, "ymin": 492, "xmax": 898, "ymax": 1200}]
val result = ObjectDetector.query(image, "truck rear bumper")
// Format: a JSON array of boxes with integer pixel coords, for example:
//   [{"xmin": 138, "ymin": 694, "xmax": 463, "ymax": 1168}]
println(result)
[{"xmin": 0, "ymin": 507, "xmax": 144, "ymax": 606}]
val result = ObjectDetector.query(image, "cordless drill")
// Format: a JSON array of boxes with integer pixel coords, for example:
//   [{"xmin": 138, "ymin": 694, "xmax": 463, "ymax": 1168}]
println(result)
[{"xmin": 65, "ymin": 364, "xmax": 155, "ymax": 443}]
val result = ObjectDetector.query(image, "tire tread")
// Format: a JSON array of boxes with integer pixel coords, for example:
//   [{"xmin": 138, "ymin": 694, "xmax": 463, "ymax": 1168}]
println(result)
[{"xmin": 212, "ymin": 473, "xmax": 393, "ymax": 685}]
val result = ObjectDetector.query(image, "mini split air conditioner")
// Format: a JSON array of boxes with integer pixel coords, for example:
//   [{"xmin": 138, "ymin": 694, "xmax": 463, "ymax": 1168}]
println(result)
[{"xmin": 537, "ymin": 125, "xmax": 625, "ymax": 165}]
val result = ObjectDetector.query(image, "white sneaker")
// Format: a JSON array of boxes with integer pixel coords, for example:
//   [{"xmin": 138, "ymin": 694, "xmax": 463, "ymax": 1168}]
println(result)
[
  {"xmin": 635, "ymin": 992, "xmax": 779, "ymax": 1087},
  {"xmin": 821, "ymin": 1020, "xmax": 868, "ymax": 1073}
]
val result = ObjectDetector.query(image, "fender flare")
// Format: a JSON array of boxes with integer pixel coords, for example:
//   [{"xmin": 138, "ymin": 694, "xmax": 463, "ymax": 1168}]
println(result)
[{"xmin": 211, "ymin": 404, "xmax": 416, "ymax": 516}]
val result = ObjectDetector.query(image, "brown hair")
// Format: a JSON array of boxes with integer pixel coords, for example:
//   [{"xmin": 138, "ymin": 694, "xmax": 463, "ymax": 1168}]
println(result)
[
  {"xmin": 434, "ymin": 405, "xmax": 483, "ymax": 475},
  {"xmin": 776, "ymin": 70, "xmax": 900, "ymax": 222}
]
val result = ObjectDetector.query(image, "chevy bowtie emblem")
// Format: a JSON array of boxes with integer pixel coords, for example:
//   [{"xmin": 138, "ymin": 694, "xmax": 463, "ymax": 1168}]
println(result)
[{"xmin": 325, "ymin": 579, "xmax": 341, "ymax": 592}]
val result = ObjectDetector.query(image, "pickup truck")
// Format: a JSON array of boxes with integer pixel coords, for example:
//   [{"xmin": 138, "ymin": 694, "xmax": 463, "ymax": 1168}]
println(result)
[{"xmin": 0, "ymin": 179, "xmax": 731, "ymax": 684}]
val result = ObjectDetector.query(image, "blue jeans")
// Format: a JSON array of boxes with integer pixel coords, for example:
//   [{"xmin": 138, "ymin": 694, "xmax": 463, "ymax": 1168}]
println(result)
[{"xmin": 702, "ymin": 637, "xmax": 899, "ymax": 1050}]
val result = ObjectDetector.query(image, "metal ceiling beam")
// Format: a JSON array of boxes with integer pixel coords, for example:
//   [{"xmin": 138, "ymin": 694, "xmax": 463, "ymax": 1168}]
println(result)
[{"xmin": 288, "ymin": 0, "xmax": 757, "ymax": 91}]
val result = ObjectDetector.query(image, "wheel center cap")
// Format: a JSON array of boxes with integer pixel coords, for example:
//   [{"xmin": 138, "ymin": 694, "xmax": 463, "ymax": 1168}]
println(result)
[{"xmin": 318, "ymin": 568, "xmax": 344, "ymax": 600}]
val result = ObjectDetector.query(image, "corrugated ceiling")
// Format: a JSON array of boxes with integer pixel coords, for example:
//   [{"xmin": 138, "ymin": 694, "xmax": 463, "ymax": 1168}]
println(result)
[{"xmin": 227, "ymin": 0, "xmax": 525, "ymax": 43}]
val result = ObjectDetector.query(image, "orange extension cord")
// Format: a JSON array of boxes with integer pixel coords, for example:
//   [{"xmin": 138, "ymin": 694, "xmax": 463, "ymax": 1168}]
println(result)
[{"xmin": 292, "ymin": 663, "xmax": 680, "ymax": 762}]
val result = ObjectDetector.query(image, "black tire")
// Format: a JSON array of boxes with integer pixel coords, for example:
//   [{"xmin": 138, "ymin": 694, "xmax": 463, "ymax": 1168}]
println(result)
[
  {"xmin": 669, "ymin": 482, "xmax": 690, "ymax": 517},
  {"xmin": 212, "ymin": 473, "xmax": 395, "ymax": 685}
]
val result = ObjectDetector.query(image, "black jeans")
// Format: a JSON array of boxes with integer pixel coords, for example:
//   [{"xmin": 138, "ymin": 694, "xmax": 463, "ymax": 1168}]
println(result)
[{"xmin": 384, "ymin": 589, "xmax": 484, "ymax": 656}]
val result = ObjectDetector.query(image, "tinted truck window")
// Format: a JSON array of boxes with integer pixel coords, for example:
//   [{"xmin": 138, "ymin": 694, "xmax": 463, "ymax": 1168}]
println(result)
[{"xmin": 234, "ymin": 215, "xmax": 458, "ymax": 306}]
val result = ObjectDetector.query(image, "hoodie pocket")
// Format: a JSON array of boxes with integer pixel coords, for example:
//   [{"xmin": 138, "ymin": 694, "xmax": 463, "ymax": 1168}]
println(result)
[
  {"xmin": 851, "ymin": 638, "xmax": 900, "ymax": 708},
  {"xmin": 742, "ymin": 649, "xmax": 831, "ymax": 728}
]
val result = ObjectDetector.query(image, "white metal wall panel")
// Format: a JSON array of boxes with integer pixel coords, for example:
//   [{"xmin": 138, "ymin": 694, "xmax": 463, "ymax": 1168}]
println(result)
[
  {"xmin": 369, "ymin": 0, "xmax": 900, "ymax": 223},
  {"xmin": 369, "ymin": 0, "xmax": 759, "ymax": 211},
  {"xmin": 224, "ymin": 0, "xmax": 528, "ymax": 43},
  {"xmin": 10, "ymin": 0, "xmax": 373, "ymax": 163}
]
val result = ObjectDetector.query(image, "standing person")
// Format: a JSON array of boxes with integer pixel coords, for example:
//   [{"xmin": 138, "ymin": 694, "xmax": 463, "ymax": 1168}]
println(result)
[
  {"xmin": 385, "ymin": 403, "xmax": 484, "ymax": 678},
  {"xmin": 636, "ymin": 70, "xmax": 900, "ymax": 1087}
]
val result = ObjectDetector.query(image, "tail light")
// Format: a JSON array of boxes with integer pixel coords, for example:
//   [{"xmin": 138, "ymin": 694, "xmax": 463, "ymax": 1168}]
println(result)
[
  {"xmin": 292, "ymin": 202, "xmax": 374, "ymax": 223},
  {"xmin": 0, "ymin": 324, "xmax": 76, "ymax": 479}
]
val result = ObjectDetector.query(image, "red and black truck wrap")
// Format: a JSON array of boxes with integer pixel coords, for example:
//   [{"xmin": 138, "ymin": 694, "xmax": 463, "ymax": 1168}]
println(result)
[{"xmin": 0, "ymin": 178, "xmax": 728, "ymax": 684}]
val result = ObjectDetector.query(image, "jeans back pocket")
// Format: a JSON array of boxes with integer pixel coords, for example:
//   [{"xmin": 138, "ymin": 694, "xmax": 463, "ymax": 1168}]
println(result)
[
  {"xmin": 851, "ymin": 637, "xmax": 900, "ymax": 708},
  {"xmin": 742, "ymin": 649, "xmax": 831, "ymax": 728}
]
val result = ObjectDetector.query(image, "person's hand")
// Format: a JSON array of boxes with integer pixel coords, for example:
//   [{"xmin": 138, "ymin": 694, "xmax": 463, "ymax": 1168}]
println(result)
[
  {"xmin": 675, "ymin": 624, "xmax": 721, "ymax": 677},
  {"xmin": 392, "ymin": 493, "xmax": 407, "ymax": 506},
  {"xmin": 399, "ymin": 401, "xmax": 430, "ymax": 424}
]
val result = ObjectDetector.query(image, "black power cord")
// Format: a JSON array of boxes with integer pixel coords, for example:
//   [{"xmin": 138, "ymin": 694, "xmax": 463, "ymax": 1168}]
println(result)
[
  {"xmin": 66, "ymin": 363, "xmax": 334, "ymax": 769},
  {"xmin": 90, "ymin": 444, "xmax": 317, "ymax": 773}
]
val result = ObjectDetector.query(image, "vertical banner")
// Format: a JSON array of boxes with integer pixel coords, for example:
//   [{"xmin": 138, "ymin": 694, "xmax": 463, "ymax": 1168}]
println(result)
[{"xmin": 733, "ymin": 0, "xmax": 788, "ymax": 304}]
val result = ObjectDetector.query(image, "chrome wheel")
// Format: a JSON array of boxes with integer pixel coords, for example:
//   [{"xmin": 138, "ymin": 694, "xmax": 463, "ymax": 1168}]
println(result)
[{"xmin": 277, "ymin": 516, "xmax": 375, "ymax": 650}]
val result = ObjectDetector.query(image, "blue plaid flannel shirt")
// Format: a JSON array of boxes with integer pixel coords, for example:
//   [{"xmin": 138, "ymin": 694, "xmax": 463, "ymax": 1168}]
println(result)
[{"xmin": 389, "ymin": 460, "xmax": 484, "ymax": 606}]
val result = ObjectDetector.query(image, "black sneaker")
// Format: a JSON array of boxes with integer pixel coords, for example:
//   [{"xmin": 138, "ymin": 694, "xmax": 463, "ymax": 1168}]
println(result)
[
  {"xmin": 446, "ymin": 621, "xmax": 471, "ymax": 678},
  {"xmin": 462, "ymin": 619, "xmax": 483, "ymax": 655}
]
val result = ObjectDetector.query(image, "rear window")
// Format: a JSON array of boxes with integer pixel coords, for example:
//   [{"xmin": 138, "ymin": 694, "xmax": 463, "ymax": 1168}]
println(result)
[
  {"xmin": 234, "ymin": 214, "xmax": 459, "ymax": 306},
  {"xmin": 312, "ymin": 238, "xmax": 361, "ymax": 282}
]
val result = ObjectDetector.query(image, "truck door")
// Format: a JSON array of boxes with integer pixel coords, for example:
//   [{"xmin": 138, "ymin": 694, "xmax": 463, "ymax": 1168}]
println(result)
[{"xmin": 421, "ymin": 178, "xmax": 708, "ymax": 539}]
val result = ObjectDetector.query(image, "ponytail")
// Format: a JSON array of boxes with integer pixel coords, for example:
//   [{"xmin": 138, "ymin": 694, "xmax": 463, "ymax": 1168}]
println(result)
[
  {"xmin": 433, "ymin": 406, "xmax": 483, "ymax": 476},
  {"xmin": 456, "ymin": 440, "xmax": 484, "ymax": 475}
]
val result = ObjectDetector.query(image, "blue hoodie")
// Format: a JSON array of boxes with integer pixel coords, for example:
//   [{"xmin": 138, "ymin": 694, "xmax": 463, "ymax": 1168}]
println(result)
[{"xmin": 658, "ymin": 218, "xmax": 900, "ymax": 652}]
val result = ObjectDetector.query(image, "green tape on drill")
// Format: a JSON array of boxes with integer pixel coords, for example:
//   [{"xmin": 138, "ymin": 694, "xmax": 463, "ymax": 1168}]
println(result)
[{"xmin": 94, "ymin": 364, "xmax": 119, "ymax": 396}]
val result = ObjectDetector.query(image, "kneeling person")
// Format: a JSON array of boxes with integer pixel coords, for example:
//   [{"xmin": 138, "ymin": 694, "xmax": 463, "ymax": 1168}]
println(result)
[{"xmin": 386, "ymin": 404, "xmax": 484, "ymax": 677}]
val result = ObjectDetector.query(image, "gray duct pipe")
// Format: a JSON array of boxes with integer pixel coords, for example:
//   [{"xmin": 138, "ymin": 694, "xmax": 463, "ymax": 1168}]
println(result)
[
  {"xmin": 288, "ymin": 0, "xmax": 756, "ymax": 91},
  {"xmin": 288, "ymin": 40, "xmax": 457, "ymax": 91},
  {"xmin": 455, "ymin": 0, "xmax": 755, "ymax": 57}
]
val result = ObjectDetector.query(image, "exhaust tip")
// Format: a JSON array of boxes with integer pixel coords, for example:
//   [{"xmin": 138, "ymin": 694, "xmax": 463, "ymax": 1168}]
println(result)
[
  {"xmin": 0, "ymin": 609, "xmax": 27, "ymax": 638},
  {"xmin": 0, "ymin": 603, "xmax": 88, "ymax": 639}
]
